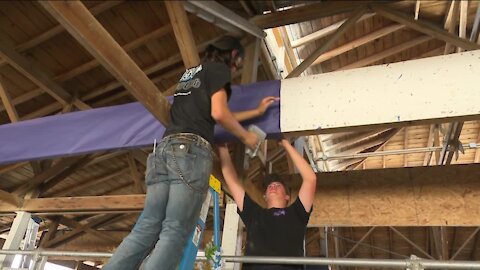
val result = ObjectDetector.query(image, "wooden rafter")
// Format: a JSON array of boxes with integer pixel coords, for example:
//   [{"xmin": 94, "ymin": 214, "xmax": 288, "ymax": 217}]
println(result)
[
  {"xmin": 39, "ymin": 218, "xmax": 60, "ymax": 248},
  {"xmin": 44, "ymin": 214, "xmax": 122, "ymax": 248},
  {"xmin": 250, "ymin": 1, "xmax": 367, "ymax": 29},
  {"xmin": 372, "ymin": 4, "xmax": 480, "ymax": 51},
  {"xmin": 39, "ymin": 1, "xmax": 171, "ymax": 126},
  {"xmin": 20, "ymin": 36, "xmax": 216, "ymax": 121},
  {"xmin": 339, "ymin": 36, "xmax": 432, "ymax": 70},
  {"xmin": 278, "ymin": 27, "xmax": 297, "ymax": 72},
  {"xmin": 0, "ymin": 162, "xmax": 27, "ymax": 175},
  {"xmin": 312, "ymin": 23, "xmax": 406, "ymax": 67},
  {"xmin": 12, "ymin": 156, "xmax": 88, "ymax": 196},
  {"xmin": 0, "ymin": 1, "xmax": 123, "ymax": 67},
  {"xmin": 0, "ymin": 76, "xmax": 19, "ymax": 123},
  {"xmin": 2, "ymin": 164, "xmax": 480, "ymax": 226},
  {"xmin": 38, "ymin": 155, "xmax": 95, "ymax": 195},
  {"xmin": 286, "ymin": 7, "xmax": 367, "ymax": 78},
  {"xmin": 0, "ymin": 34, "xmax": 90, "ymax": 110},
  {"xmin": 290, "ymin": 13, "xmax": 376, "ymax": 48},
  {"xmin": 0, "ymin": 23, "xmax": 175, "ymax": 114},
  {"xmin": 165, "ymin": 1, "xmax": 200, "ymax": 68},
  {"xmin": 50, "ymin": 168, "xmax": 129, "ymax": 197}
]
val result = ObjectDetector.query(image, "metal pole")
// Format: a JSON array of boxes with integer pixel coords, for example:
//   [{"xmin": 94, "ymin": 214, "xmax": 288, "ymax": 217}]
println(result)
[
  {"xmin": 0, "ymin": 250, "xmax": 480, "ymax": 269},
  {"xmin": 316, "ymin": 143, "xmax": 480, "ymax": 161},
  {"xmin": 186, "ymin": 0, "xmax": 266, "ymax": 38},
  {"xmin": 212, "ymin": 189, "xmax": 221, "ymax": 269}
]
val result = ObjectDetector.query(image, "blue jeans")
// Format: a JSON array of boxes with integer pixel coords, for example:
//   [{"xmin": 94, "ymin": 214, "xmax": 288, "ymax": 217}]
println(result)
[{"xmin": 103, "ymin": 134, "xmax": 213, "ymax": 270}]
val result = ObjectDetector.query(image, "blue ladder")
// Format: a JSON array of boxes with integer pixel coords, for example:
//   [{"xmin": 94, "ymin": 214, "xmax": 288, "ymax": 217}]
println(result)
[{"xmin": 178, "ymin": 175, "xmax": 222, "ymax": 270}]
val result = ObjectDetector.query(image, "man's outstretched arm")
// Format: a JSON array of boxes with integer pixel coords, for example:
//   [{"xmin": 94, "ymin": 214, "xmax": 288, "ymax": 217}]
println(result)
[
  {"xmin": 218, "ymin": 145, "xmax": 246, "ymax": 211},
  {"xmin": 281, "ymin": 139, "xmax": 317, "ymax": 212}
]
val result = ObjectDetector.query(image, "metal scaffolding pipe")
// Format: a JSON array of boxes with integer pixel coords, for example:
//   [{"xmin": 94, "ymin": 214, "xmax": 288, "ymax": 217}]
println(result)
[
  {"xmin": 316, "ymin": 143, "xmax": 480, "ymax": 161},
  {"xmin": 2, "ymin": 250, "xmax": 480, "ymax": 269}
]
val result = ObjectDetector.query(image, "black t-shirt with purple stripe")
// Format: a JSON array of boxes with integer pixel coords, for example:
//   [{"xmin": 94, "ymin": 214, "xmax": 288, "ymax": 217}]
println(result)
[
  {"xmin": 164, "ymin": 62, "xmax": 231, "ymax": 145},
  {"xmin": 238, "ymin": 194, "xmax": 311, "ymax": 270}
]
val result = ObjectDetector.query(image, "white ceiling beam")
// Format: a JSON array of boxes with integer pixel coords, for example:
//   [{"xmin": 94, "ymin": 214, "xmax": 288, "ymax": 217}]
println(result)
[{"xmin": 281, "ymin": 50, "xmax": 480, "ymax": 135}]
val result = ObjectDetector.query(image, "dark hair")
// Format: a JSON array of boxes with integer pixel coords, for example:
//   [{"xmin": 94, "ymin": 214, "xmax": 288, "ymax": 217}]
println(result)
[
  {"xmin": 203, "ymin": 36, "xmax": 244, "ymax": 67},
  {"xmin": 263, "ymin": 173, "xmax": 290, "ymax": 195}
]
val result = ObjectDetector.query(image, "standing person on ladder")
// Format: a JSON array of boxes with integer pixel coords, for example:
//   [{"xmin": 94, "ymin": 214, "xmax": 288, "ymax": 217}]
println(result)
[
  {"xmin": 103, "ymin": 35, "xmax": 277, "ymax": 270},
  {"xmin": 218, "ymin": 139, "xmax": 317, "ymax": 270}
]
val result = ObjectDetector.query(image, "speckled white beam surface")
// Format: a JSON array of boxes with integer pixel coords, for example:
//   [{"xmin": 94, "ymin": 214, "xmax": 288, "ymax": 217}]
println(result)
[{"xmin": 281, "ymin": 50, "xmax": 480, "ymax": 134}]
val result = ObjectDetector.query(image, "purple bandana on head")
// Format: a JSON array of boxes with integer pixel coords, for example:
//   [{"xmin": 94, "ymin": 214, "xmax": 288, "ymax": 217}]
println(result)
[{"xmin": 273, "ymin": 209, "xmax": 286, "ymax": 217}]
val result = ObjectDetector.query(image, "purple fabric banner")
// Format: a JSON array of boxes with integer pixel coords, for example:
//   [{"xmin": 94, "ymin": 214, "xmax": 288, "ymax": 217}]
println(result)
[{"xmin": 0, "ymin": 80, "xmax": 280, "ymax": 165}]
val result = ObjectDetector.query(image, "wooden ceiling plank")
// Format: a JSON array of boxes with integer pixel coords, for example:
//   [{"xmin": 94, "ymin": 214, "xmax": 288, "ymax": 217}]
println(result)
[
  {"xmin": 90, "ymin": 66, "xmax": 185, "ymax": 107},
  {"xmin": 45, "ymin": 214, "xmax": 121, "ymax": 248},
  {"xmin": 3, "ymin": 164, "xmax": 480, "ymax": 226},
  {"xmin": 38, "ymin": 155, "xmax": 95, "ymax": 195},
  {"xmin": 0, "ymin": 88, "xmax": 43, "ymax": 113},
  {"xmin": 165, "ymin": 1, "xmax": 200, "ymax": 69},
  {"xmin": 0, "ymin": 35, "xmax": 90, "ymax": 110},
  {"xmin": 21, "ymin": 102, "xmax": 63, "ymax": 121},
  {"xmin": 39, "ymin": 1, "xmax": 170, "ymax": 126},
  {"xmin": 372, "ymin": 4, "xmax": 480, "ymax": 51},
  {"xmin": 0, "ymin": 23, "xmax": 175, "ymax": 114},
  {"xmin": 0, "ymin": 162, "xmax": 28, "ymax": 174},
  {"xmin": 0, "ymin": 1, "xmax": 123, "ymax": 66},
  {"xmin": 51, "ymin": 168, "xmax": 129, "ymax": 197},
  {"xmin": 54, "ymin": 23, "xmax": 174, "ymax": 83},
  {"xmin": 12, "ymin": 156, "xmax": 86, "ymax": 196},
  {"xmin": 348, "ymin": 128, "xmax": 401, "ymax": 170},
  {"xmin": 250, "ymin": 1, "xmax": 368, "ymax": 29},
  {"xmin": 312, "ymin": 23, "xmax": 405, "ymax": 67},
  {"xmin": 57, "ymin": 216, "xmax": 119, "ymax": 244},
  {"xmin": 0, "ymin": 76, "xmax": 19, "ymax": 123},
  {"xmin": 326, "ymin": 129, "xmax": 390, "ymax": 152},
  {"xmin": 287, "ymin": 7, "xmax": 367, "ymax": 78},
  {"xmin": 339, "ymin": 35, "xmax": 432, "ymax": 70},
  {"xmin": 291, "ymin": 13, "xmax": 376, "ymax": 48},
  {"xmin": 80, "ymin": 37, "xmax": 215, "ymax": 103}
]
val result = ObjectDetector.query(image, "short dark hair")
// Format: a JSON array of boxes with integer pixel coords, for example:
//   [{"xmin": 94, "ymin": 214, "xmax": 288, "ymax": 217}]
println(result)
[
  {"xmin": 203, "ymin": 36, "xmax": 244, "ymax": 66},
  {"xmin": 262, "ymin": 173, "xmax": 290, "ymax": 195}
]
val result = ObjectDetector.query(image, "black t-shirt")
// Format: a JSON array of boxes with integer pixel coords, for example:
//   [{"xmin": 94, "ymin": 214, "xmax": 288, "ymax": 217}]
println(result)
[
  {"xmin": 163, "ymin": 62, "xmax": 231, "ymax": 144},
  {"xmin": 238, "ymin": 194, "xmax": 311, "ymax": 270}
]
